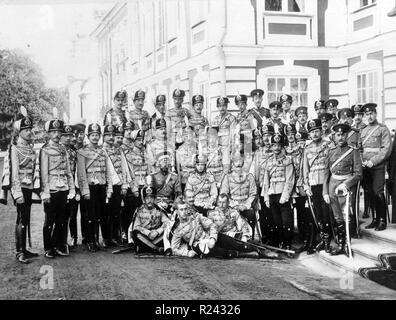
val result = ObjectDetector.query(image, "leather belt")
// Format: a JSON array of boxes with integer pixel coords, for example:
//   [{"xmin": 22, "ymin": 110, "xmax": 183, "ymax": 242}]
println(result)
[
  {"xmin": 364, "ymin": 147, "xmax": 380, "ymax": 152},
  {"xmin": 331, "ymin": 174, "xmax": 353, "ymax": 181}
]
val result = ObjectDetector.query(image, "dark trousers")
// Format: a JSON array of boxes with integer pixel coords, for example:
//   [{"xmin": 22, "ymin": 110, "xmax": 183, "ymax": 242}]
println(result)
[
  {"xmin": 85, "ymin": 185, "xmax": 106, "ymax": 244},
  {"xmin": 103, "ymin": 185, "xmax": 122, "ymax": 241},
  {"xmin": 209, "ymin": 233, "xmax": 258, "ymax": 257},
  {"xmin": 131, "ymin": 230, "xmax": 163, "ymax": 252},
  {"xmin": 363, "ymin": 166, "xmax": 387, "ymax": 222},
  {"xmin": 269, "ymin": 194, "xmax": 293, "ymax": 246},
  {"xmin": 15, "ymin": 188, "xmax": 33, "ymax": 254},
  {"xmin": 311, "ymin": 185, "xmax": 331, "ymax": 225},
  {"xmin": 240, "ymin": 209, "xmax": 256, "ymax": 231},
  {"xmin": 123, "ymin": 188, "xmax": 142, "ymax": 234},
  {"xmin": 68, "ymin": 188, "xmax": 80, "ymax": 241},
  {"xmin": 259, "ymin": 190, "xmax": 274, "ymax": 242},
  {"xmin": 293, "ymin": 196, "xmax": 311, "ymax": 241},
  {"xmin": 43, "ymin": 191, "xmax": 68, "ymax": 251}
]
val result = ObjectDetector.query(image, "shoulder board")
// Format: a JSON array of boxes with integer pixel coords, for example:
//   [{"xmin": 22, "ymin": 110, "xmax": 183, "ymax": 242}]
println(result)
[{"xmin": 347, "ymin": 145, "xmax": 358, "ymax": 150}]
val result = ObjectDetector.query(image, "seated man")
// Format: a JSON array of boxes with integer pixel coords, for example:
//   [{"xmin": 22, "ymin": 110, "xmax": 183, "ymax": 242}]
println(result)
[
  {"xmin": 170, "ymin": 201, "xmax": 218, "ymax": 258},
  {"xmin": 129, "ymin": 185, "xmax": 170, "ymax": 254}
]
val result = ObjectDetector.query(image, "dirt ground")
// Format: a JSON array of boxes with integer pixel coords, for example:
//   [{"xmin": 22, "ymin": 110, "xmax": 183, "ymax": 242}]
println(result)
[{"xmin": 0, "ymin": 200, "xmax": 395, "ymax": 300}]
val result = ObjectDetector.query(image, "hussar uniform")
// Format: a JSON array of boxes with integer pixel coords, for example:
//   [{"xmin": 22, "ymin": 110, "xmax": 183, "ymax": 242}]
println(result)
[
  {"xmin": 212, "ymin": 97, "xmax": 236, "ymax": 153},
  {"xmin": 359, "ymin": 103, "xmax": 392, "ymax": 231},
  {"xmin": 166, "ymin": 89, "xmax": 191, "ymax": 138},
  {"xmin": 323, "ymin": 124, "xmax": 362, "ymax": 256},
  {"xmin": 8, "ymin": 116, "xmax": 40, "ymax": 263},
  {"xmin": 188, "ymin": 95, "xmax": 209, "ymax": 138},
  {"xmin": 249, "ymin": 89, "xmax": 270, "ymax": 130},
  {"xmin": 130, "ymin": 186, "xmax": 170, "ymax": 253},
  {"xmin": 175, "ymin": 128, "xmax": 196, "ymax": 191},
  {"xmin": 170, "ymin": 213, "xmax": 218, "ymax": 258},
  {"xmin": 185, "ymin": 155, "xmax": 218, "ymax": 215},
  {"xmin": 103, "ymin": 91, "xmax": 127, "ymax": 126},
  {"xmin": 262, "ymin": 134, "xmax": 295, "ymax": 251},
  {"xmin": 127, "ymin": 90, "xmax": 150, "ymax": 132},
  {"xmin": 303, "ymin": 119, "xmax": 332, "ymax": 252},
  {"xmin": 279, "ymin": 94, "xmax": 294, "ymax": 124},
  {"xmin": 102, "ymin": 124, "xmax": 129, "ymax": 247},
  {"xmin": 40, "ymin": 119, "xmax": 75, "ymax": 257},
  {"xmin": 206, "ymin": 127, "xmax": 226, "ymax": 188},
  {"xmin": 267, "ymin": 102, "xmax": 285, "ymax": 135},
  {"xmin": 77, "ymin": 123, "xmax": 113, "ymax": 252}
]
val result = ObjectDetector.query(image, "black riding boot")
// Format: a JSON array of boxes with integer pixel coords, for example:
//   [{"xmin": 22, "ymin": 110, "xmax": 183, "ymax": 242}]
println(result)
[
  {"xmin": 306, "ymin": 223, "xmax": 317, "ymax": 255},
  {"xmin": 362, "ymin": 190, "xmax": 370, "ymax": 219},
  {"xmin": 331, "ymin": 223, "xmax": 347, "ymax": 256},
  {"xmin": 375, "ymin": 194, "xmax": 387, "ymax": 231},
  {"xmin": 16, "ymin": 225, "xmax": 30, "ymax": 264}
]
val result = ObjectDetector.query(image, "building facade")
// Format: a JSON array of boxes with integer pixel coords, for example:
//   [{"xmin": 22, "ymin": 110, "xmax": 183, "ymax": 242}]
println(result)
[{"xmin": 91, "ymin": 0, "xmax": 396, "ymax": 127}]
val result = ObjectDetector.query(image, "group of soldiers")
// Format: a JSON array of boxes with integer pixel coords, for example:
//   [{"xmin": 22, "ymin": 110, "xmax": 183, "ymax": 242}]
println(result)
[{"xmin": 3, "ymin": 87, "xmax": 392, "ymax": 264}]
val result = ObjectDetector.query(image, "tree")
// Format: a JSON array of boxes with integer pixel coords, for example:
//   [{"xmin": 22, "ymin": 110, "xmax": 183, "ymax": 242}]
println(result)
[{"xmin": 0, "ymin": 49, "xmax": 69, "ymax": 150}]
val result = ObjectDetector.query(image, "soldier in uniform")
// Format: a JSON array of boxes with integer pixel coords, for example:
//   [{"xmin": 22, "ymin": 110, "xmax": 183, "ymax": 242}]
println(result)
[
  {"xmin": 170, "ymin": 201, "xmax": 218, "ymax": 258},
  {"xmin": 337, "ymin": 108, "xmax": 359, "ymax": 148},
  {"xmin": 185, "ymin": 154, "xmax": 218, "ymax": 216},
  {"xmin": 148, "ymin": 94, "xmax": 167, "ymax": 143},
  {"xmin": 166, "ymin": 89, "xmax": 191, "ymax": 141},
  {"xmin": 127, "ymin": 90, "xmax": 150, "ymax": 132},
  {"xmin": 262, "ymin": 134, "xmax": 295, "ymax": 255},
  {"xmin": 114, "ymin": 124, "xmax": 124, "ymax": 148},
  {"xmin": 279, "ymin": 94, "xmax": 294, "ymax": 124},
  {"xmin": 249, "ymin": 89, "xmax": 270, "ymax": 129},
  {"xmin": 303, "ymin": 119, "xmax": 332, "ymax": 253},
  {"xmin": 212, "ymin": 96, "xmax": 236, "ymax": 169},
  {"xmin": 206, "ymin": 127, "xmax": 226, "ymax": 188},
  {"xmin": 250, "ymin": 124, "xmax": 275, "ymax": 244},
  {"xmin": 130, "ymin": 185, "xmax": 170, "ymax": 254},
  {"xmin": 10, "ymin": 116, "xmax": 39, "ymax": 263},
  {"xmin": 359, "ymin": 103, "xmax": 392, "ymax": 231},
  {"xmin": 220, "ymin": 151, "xmax": 257, "ymax": 232},
  {"xmin": 325, "ymin": 99, "xmax": 339, "ymax": 126},
  {"xmin": 77, "ymin": 123, "xmax": 113, "ymax": 252},
  {"xmin": 295, "ymin": 106, "xmax": 309, "ymax": 134},
  {"xmin": 102, "ymin": 124, "xmax": 129, "ymax": 247},
  {"xmin": 175, "ymin": 126, "xmax": 196, "ymax": 192},
  {"xmin": 40, "ymin": 119, "xmax": 75, "ymax": 258},
  {"xmin": 188, "ymin": 95, "xmax": 209, "ymax": 137},
  {"xmin": 235, "ymin": 95, "xmax": 255, "ymax": 131},
  {"xmin": 151, "ymin": 151, "xmax": 182, "ymax": 215},
  {"xmin": 60, "ymin": 123, "xmax": 78, "ymax": 248},
  {"xmin": 103, "ymin": 91, "xmax": 128, "ymax": 126},
  {"xmin": 314, "ymin": 100, "xmax": 327, "ymax": 117},
  {"xmin": 321, "ymin": 113, "xmax": 334, "ymax": 143},
  {"xmin": 267, "ymin": 101, "xmax": 285, "ymax": 135},
  {"xmin": 323, "ymin": 123, "xmax": 362, "ymax": 256},
  {"xmin": 207, "ymin": 194, "xmax": 278, "ymax": 259}
]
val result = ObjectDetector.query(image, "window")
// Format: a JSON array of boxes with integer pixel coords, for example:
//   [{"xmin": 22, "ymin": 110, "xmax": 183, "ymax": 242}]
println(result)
[
  {"xmin": 190, "ymin": 0, "xmax": 209, "ymax": 27},
  {"xmin": 267, "ymin": 77, "xmax": 308, "ymax": 106},
  {"xmin": 155, "ymin": 0, "xmax": 165, "ymax": 49},
  {"xmin": 356, "ymin": 71, "xmax": 378, "ymax": 104},
  {"xmin": 116, "ymin": 54, "xmax": 119, "ymax": 75},
  {"xmin": 166, "ymin": 0, "xmax": 179, "ymax": 41},
  {"xmin": 143, "ymin": 2, "xmax": 154, "ymax": 55},
  {"xmin": 360, "ymin": 0, "xmax": 376, "ymax": 8},
  {"xmin": 265, "ymin": 0, "xmax": 305, "ymax": 12}
]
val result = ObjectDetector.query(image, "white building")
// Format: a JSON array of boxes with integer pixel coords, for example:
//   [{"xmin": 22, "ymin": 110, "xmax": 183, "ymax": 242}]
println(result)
[{"xmin": 91, "ymin": 0, "xmax": 396, "ymax": 127}]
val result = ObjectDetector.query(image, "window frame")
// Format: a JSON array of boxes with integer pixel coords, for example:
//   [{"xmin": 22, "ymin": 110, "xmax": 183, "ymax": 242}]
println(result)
[{"xmin": 264, "ymin": 0, "xmax": 306, "ymax": 13}]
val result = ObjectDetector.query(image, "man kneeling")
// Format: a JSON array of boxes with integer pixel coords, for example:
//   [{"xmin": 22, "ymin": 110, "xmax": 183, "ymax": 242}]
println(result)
[
  {"xmin": 207, "ymin": 194, "xmax": 278, "ymax": 259},
  {"xmin": 130, "ymin": 185, "xmax": 170, "ymax": 254}
]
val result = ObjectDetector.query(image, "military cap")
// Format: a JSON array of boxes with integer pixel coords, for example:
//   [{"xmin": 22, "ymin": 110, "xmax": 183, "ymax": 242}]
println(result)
[
  {"xmin": 114, "ymin": 90, "xmax": 127, "ymax": 100},
  {"xmin": 192, "ymin": 95, "xmax": 204, "ymax": 105},
  {"xmin": 155, "ymin": 118, "xmax": 167, "ymax": 129},
  {"xmin": 269, "ymin": 101, "xmax": 283, "ymax": 110},
  {"xmin": 141, "ymin": 185, "xmax": 156, "ymax": 198},
  {"xmin": 320, "ymin": 112, "xmax": 333, "ymax": 122},
  {"xmin": 62, "ymin": 124, "xmax": 74, "ymax": 135},
  {"xmin": 250, "ymin": 89, "xmax": 264, "ymax": 98},
  {"xmin": 295, "ymin": 106, "xmax": 308, "ymax": 116},
  {"xmin": 134, "ymin": 90, "xmax": 146, "ymax": 100},
  {"xmin": 271, "ymin": 133, "xmax": 285, "ymax": 145},
  {"xmin": 114, "ymin": 125, "xmax": 123, "ymax": 136},
  {"xmin": 207, "ymin": 126, "xmax": 219, "ymax": 135},
  {"xmin": 72, "ymin": 122, "xmax": 86, "ymax": 134},
  {"xmin": 351, "ymin": 104, "xmax": 364, "ymax": 114},
  {"xmin": 45, "ymin": 119, "xmax": 64, "ymax": 132},
  {"xmin": 157, "ymin": 150, "xmax": 172, "ymax": 163},
  {"xmin": 14, "ymin": 116, "xmax": 33, "ymax": 131},
  {"xmin": 103, "ymin": 124, "xmax": 116, "ymax": 135},
  {"xmin": 135, "ymin": 130, "xmax": 145, "ymax": 139},
  {"xmin": 325, "ymin": 99, "xmax": 339, "ymax": 109},
  {"xmin": 284, "ymin": 123, "xmax": 297, "ymax": 135},
  {"xmin": 217, "ymin": 96, "xmax": 229, "ymax": 105},
  {"xmin": 87, "ymin": 123, "xmax": 101, "ymax": 135},
  {"xmin": 155, "ymin": 94, "xmax": 166, "ymax": 104},
  {"xmin": 295, "ymin": 131, "xmax": 308, "ymax": 142},
  {"xmin": 307, "ymin": 119, "xmax": 322, "ymax": 132},
  {"xmin": 195, "ymin": 154, "xmax": 208, "ymax": 164},
  {"xmin": 253, "ymin": 128, "xmax": 262, "ymax": 138},
  {"xmin": 262, "ymin": 124, "xmax": 275, "ymax": 135},
  {"xmin": 234, "ymin": 94, "xmax": 248, "ymax": 105},
  {"xmin": 232, "ymin": 150, "xmax": 245, "ymax": 162},
  {"xmin": 363, "ymin": 103, "xmax": 377, "ymax": 113},
  {"xmin": 314, "ymin": 100, "xmax": 326, "ymax": 111},
  {"xmin": 337, "ymin": 108, "xmax": 354, "ymax": 120},
  {"xmin": 280, "ymin": 94, "xmax": 293, "ymax": 104},
  {"xmin": 172, "ymin": 89, "xmax": 185, "ymax": 98},
  {"xmin": 333, "ymin": 123, "xmax": 351, "ymax": 135},
  {"xmin": 122, "ymin": 120, "xmax": 135, "ymax": 131}
]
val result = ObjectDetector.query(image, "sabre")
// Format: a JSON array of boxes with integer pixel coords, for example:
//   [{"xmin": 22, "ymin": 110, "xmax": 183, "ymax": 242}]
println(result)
[
  {"xmin": 245, "ymin": 239, "xmax": 295, "ymax": 255},
  {"xmin": 345, "ymin": 192, "xmax": 353, "ymax": 259},
  {"xmin": 307, "ymin": 196, "xmax": 319, "ymax": 229},
  {"xmin": 355, "ymin": 181, "xmax": 361, "ymax": 238}
]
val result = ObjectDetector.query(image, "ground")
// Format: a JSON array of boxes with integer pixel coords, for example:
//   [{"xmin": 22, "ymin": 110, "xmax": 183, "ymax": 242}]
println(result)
[{"xmin": 0, "ymin": 201, "xmax": 395, "ymax": 300}]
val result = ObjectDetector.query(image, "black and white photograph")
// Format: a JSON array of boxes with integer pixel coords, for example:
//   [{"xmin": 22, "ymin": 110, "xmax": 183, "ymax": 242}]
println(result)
[{"xmin": 1, "ymin": 0, "xmax": 396, "ymax": 305}]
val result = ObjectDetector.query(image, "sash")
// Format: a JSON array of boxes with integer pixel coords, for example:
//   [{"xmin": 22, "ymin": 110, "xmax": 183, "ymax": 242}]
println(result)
[
  {"xmin": 229, "ymin": 174, "xmax": 248, "ymax": 195},
  {"xmin": 362, "ymin": 125, "xmax": 380, "ymax": 146},
  {"xmin": 157, "ymin": 173, "xmax": 172, "ymax": 194},
  {"xmin": 192, "ymin": 174, "xmax": 209, "ymax": 197},
  {"xmin": 330, "ymin": 148, "xmax": 354, "ymax": 171},
  {"xmin": 103, "ymin": 148, "xmax": 121, "ymax": 185}
]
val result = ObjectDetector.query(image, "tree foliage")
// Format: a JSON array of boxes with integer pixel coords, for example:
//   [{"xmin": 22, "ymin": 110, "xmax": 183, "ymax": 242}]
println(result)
[{"xmin": 0, "ymin": 49, "xmax": 68, "ymax": 150}]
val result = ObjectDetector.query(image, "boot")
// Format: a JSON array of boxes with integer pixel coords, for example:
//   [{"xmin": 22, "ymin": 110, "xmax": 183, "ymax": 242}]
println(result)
[
  {"xmin": 306, "ymin": 223, "xmax": 316, "ymax": 255},
  {"xmin": 315, "ymin": 230, "xmax": 326, "ymax": 253},
  {"xmin": 365, "ymin": 219, "xmax": 377, "ymax": 229},
  {"xmin": 87, "ymin": 243, "xmax": 97, "ymax": 252},
  {"xmin": 375, "ymin": 218, "xmax": 387, "ymax": 231},
  {"xmin": 24, "ymin": 249, "xmax": 39, "ymax": 258},
  {"xmin": 16, "ymin": 225, "xmax": 31, "ymax": 264},
  {"xmin": 324, "ymin": 232, "xmax": 331, "ymax": 253},
  {"xmin": 362, "ymin": 191, "xmax": 370, "ymax": 219},
  {"xmin": 331, "ymin": 223, "xmax": 347, "ymax": 256}
]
